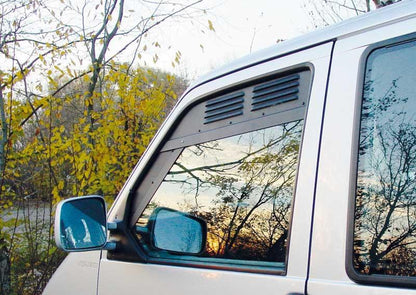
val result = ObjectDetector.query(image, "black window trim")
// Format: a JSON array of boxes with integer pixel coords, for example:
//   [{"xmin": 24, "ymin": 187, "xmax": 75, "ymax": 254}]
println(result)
[{"xmin": 346, "ymin": 32, "xmax": 416, "ymax": 289}]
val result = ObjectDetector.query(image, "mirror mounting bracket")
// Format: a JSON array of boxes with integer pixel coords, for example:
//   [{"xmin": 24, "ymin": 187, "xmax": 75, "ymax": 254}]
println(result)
[
  {"xmin": 103, "ymin": 241, "xmax": 118, "ymax": 251},
  {"xmin": 107, "ymin": 221, "xmax": 122, "ymax": 231}
]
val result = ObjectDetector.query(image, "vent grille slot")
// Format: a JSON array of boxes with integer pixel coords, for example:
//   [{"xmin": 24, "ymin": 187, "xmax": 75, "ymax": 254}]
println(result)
[
  {"xmin": 251, "ymin": 73, "xmax": 300, "ymax": 111},
  {"xmin": 204, "ymin": 91, "xmax": 244, "ymax": 124}
]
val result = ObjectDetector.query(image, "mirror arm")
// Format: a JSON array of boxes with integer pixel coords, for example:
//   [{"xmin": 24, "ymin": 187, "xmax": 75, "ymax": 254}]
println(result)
[
  {"xmin": 104, "ymin": 221, "xmax": 122, "ymax": 251},
  {"xmin": 107, "ymin": 221, "xmax": 121, "ymax": 231},
  {"xmin": 103, "ymin": 241, "xmax": 118, "ymax": 251}
]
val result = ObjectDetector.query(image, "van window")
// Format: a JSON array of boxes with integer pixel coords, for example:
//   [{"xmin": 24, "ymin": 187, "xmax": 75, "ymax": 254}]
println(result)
[
  {"xmin": 136, "ymin": 120, "xmax": 302, "ymax": 269},
  {"xmin": 130, "ymin": 69, "xmax": 312, "ymax": 272},
  {"xmin": 353, "ymin": 39, "xmax": 416, "ymax": 277}
]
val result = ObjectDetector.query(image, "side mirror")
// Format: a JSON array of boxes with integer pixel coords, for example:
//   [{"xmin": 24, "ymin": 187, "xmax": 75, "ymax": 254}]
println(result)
[
  {"xmin": 55, "ymin": 196, "xmax": 107, "ymax": 252},
  {"xmin": 149, "ymin": 207, "xmax": 207, "ymax": 255}
]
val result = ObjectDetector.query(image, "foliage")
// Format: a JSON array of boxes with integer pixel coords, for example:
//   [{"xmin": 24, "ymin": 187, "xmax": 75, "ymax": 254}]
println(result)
[
  {"xmin": 3, "ymin": 64, "xmax": 182, "ymax": 295},
  {"xmin": 1, "ymin": 63, "xmax": 185, "ymax": 294},
  {"xmin": 0, "ymin": 0, "xmax": 208, "ymax": 293}
]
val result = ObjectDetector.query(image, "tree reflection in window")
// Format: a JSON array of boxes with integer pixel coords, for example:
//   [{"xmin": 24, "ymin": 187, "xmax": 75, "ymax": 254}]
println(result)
[
  {"xmin": 137, "ymin": 120, "xmax": 303, "ymax": 264},
  {"xmin": 354, "ymin": 40, "xmax": 416, "ymax": 276}
]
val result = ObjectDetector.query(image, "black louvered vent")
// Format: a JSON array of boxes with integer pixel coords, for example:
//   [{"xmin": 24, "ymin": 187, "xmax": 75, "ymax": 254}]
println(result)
[
  {"xmin": 251, "ymin": 73, "xmax": 300, "ymax": 111},
  {"xmin": 204, "ymin": 91, "xmax": 244, "ymax": 124}
]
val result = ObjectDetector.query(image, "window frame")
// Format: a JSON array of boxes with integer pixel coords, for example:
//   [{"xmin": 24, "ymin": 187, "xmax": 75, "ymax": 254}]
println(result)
[
  {"xmin": 346, "ymin": 32, "xmax": 416, "ymax": 289},
  {"xmin": 123, "ymin": 64, "xmax": 314, "ymax": 275}
]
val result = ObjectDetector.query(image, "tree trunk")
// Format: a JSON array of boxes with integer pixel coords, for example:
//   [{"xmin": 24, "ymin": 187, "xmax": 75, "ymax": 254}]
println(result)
[
  {"xmin": 0, "ymin": 88, "xmax": 8, "ymax": 187},
  {"xmin": 0, "ymin": 247, "xmax": 10, "ymax": 295}
]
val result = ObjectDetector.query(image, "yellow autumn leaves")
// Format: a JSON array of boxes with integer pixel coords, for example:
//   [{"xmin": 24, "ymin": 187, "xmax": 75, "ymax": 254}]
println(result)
[{"xmin": 4, "ymin": 63, "xmax": 181, "ymax": 207}]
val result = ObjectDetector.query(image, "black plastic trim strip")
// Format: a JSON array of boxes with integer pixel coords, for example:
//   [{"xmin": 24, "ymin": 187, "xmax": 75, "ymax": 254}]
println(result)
[{"xmin": 144, "ymin": 256, "xmax": 286, "ymax": 276}]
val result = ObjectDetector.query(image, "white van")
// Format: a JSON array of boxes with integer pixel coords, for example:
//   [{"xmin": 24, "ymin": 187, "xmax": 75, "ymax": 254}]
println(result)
[{"xmin": 44, "ymin": 1, "xmax": 416, "ymax": 294}]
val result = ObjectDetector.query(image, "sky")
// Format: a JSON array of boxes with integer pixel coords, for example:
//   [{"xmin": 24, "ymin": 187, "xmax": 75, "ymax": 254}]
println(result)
[
  {"xmin": 1, "ymin": 0, "xmax": 319, "ymax": 101},
  {"xmin": 137, "ymin": 0, "xmax": 313, "ymax": 79}
]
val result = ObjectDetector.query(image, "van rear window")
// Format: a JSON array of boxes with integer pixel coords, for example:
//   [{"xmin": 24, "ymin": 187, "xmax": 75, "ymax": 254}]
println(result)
[{"xmin": 353, "ymin": 39, "xmax": 416, "ymax": 277}]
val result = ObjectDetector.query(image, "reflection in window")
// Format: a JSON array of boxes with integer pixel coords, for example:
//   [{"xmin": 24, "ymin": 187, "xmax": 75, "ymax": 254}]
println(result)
[
  {"xmin": 354, "ymin": 40, "xmax": 416, "ymax": 276},
  {"xmin": 137, "ymin": 120, "xmax": 303, "ymax": 266}
]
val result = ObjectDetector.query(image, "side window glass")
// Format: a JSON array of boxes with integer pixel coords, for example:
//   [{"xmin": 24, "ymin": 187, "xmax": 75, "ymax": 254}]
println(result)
[
  {"xmin": 354, "ymin": 40, "xmax": 416, "ymax": 277},
  {"xmin": 136, "ymin": 120, "xmax": 303, "ymax": 270}
]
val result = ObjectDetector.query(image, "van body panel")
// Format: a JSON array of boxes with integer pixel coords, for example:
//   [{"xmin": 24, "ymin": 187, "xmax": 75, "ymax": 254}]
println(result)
[
  {"xmin": 42, "ymin": 252, "xmax": 100, "ymax": 295},
  {"xmin": 308, "ymin": 280, "xmax": 416, "ymax": 295},
  {"xmin": 98, "ymin": 260, "xmax": 306, "ymax": 295}
]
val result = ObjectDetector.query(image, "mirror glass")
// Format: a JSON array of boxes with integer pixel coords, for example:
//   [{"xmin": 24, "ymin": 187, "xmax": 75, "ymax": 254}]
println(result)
[
  {"xmin": 152, "ymin": 208, "xmax": 204, "ymax": 254},
  {"xmin": 58, "ymin": 197, "xmax": 107, "ymax": 251}
]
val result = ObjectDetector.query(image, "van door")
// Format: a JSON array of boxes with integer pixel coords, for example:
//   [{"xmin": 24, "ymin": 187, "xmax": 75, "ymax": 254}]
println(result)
[
  {"xmin": 98, "ymin": 42, "xmax": 333, "ymax": 295},
  {"xmin": 308, "ymin": 13, "xmax": 416, "ymax": 295}
]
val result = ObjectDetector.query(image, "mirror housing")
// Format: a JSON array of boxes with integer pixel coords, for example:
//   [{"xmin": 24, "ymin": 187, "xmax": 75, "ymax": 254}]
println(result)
[
  {"xmin": 148, "ymin": 207, "xmax": 207, "ymax": 255},
  {"xmin": 55, "ymin": 196, "xmax": 108, "ymax": 252}
]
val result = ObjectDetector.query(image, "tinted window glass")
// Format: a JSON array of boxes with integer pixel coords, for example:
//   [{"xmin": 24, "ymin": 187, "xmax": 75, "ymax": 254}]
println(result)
[
  {"xmin": 354, "ymin": 40, "xmax": 416, "ymax": 276},
  {"xmin": 136, "ymin": 120, "xmax": 303, "ymax": 269}
]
